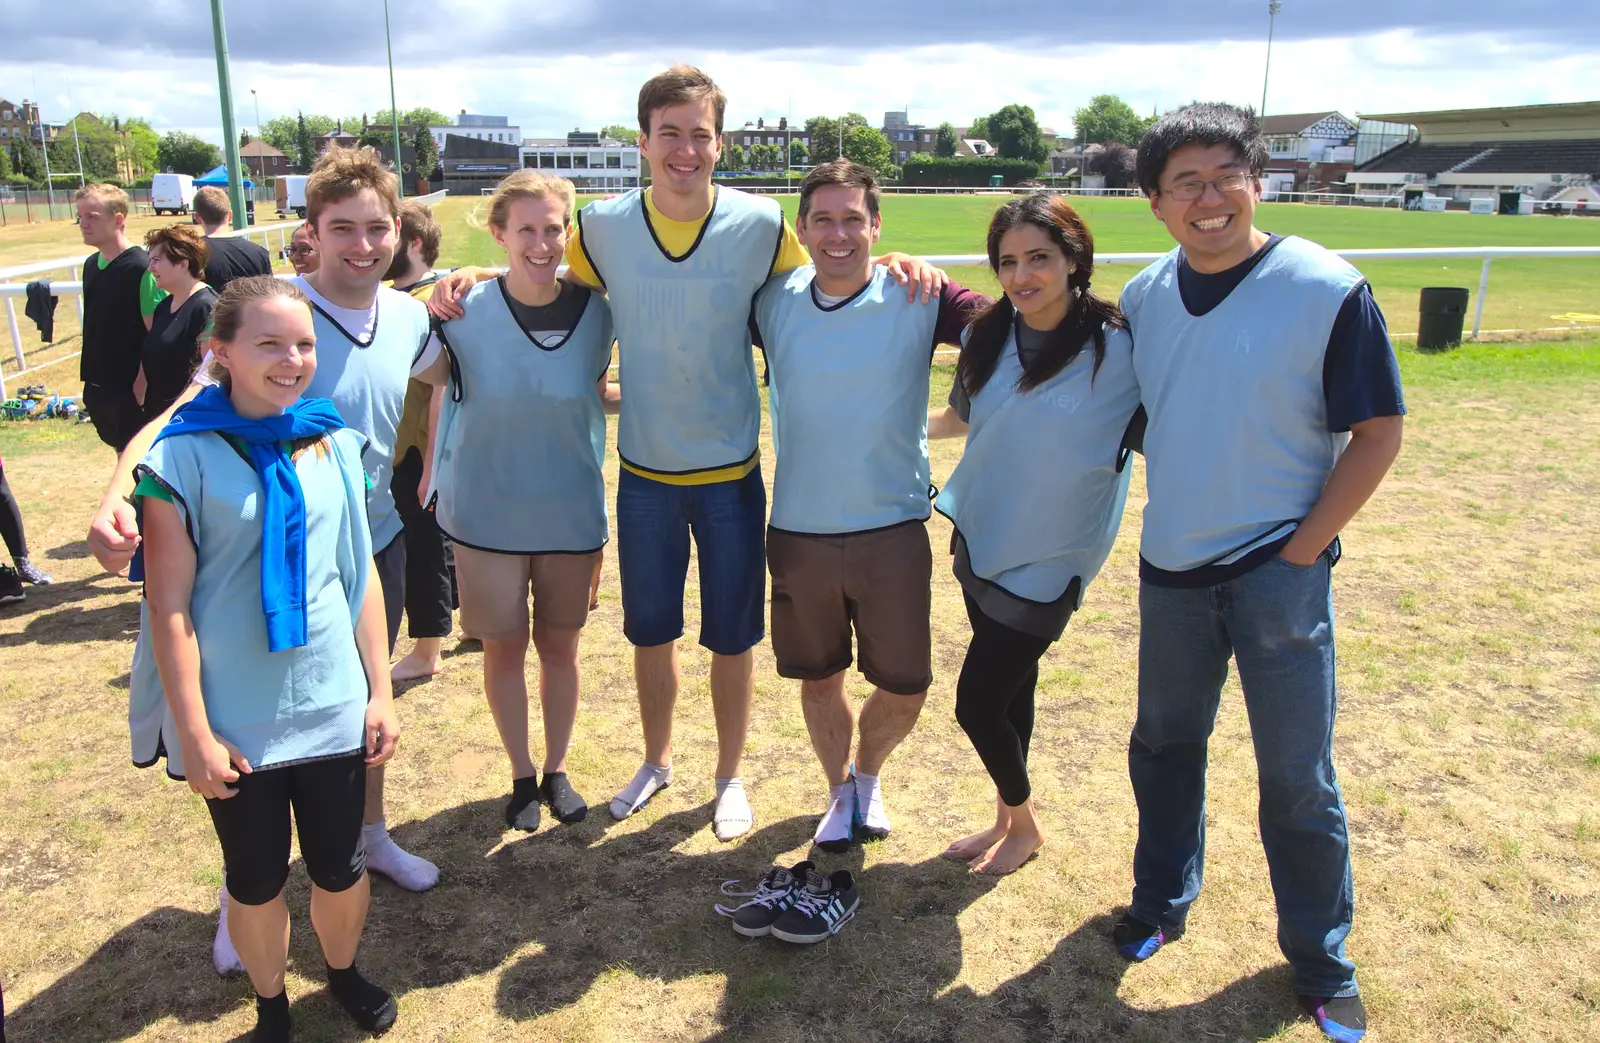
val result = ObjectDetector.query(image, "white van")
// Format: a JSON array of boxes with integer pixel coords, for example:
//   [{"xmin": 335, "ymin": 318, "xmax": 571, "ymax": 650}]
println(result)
[
  {"xmin": 276, "ymin": 174, "xmax": 309, "ymax": 219},
  {"xmin": 152, "ymin": 173, "xmax": 196, "ymax": 216}
]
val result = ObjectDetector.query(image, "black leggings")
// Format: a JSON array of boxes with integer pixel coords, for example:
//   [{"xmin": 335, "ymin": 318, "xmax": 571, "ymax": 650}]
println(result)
[
  {"xmin": 0, "ymin": 459, "xmax": 26, "ymax": 561},
  {"xmin": 391, "ymin": 446, "xmax": 456, "ymax": 640},
  {"xmin": 205, "ymin": 751, "xmax": 368, "ymax": 906},
  {"xmin": 954, "ymin": 593, "xmax": 1055, "ymax": 807}
]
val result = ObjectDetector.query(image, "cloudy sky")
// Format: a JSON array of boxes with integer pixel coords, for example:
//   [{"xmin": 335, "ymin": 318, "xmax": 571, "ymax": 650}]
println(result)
[{"xmin": 3, "ymin": 1, "xmax": 1593, "ymax": 143}]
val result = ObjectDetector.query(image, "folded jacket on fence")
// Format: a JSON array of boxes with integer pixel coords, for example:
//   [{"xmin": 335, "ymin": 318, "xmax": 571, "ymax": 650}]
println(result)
[{"xmin": 24, "ymin": 279, "xmax": 57, "ymax": 343}]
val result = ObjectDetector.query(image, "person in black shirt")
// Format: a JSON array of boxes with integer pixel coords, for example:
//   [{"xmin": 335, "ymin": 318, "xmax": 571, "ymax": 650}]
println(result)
[
  {"xmin": 193, "ymin": 185, "xmax": 273, "ymax": 291},
  {"xmin": 142, "ymin": 224, "xmax": 218, "ymax": 420},
  {"xmin": 76, "ymin": 184, "xmax": 165, "ymax": 452}
]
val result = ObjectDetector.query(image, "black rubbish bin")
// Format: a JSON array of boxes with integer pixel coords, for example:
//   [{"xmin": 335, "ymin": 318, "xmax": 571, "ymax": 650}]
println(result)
[
  {"xmin": 1418, "ymin": 287, "xmax": 1469, "ymax": 351},
  {"xmin": 245, "ymin": 198, "xmax": 256, "ymax": 225}
]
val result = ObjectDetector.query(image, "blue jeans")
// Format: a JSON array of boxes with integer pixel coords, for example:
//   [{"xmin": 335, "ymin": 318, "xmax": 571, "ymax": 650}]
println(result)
[
  {"xmin": 1129, "ymin": 549, "xmax": 1357, "ymax": 997},
  {"xmin": 616, "ymin": 466, "xmax": 766, "ymax": 655}
]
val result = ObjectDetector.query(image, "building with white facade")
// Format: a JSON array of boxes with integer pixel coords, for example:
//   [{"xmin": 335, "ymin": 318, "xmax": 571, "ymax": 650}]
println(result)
[
  {"xmin": 1259, "ymin": 112, "xmax": 1358, "ymax": 196},
  {"xmin": 520, "ymin": 132, "xmax": 642, "ymax": 191},
  {"xmin": 428, "ymin": 112, "xmax": 522, "ymax": 150}
]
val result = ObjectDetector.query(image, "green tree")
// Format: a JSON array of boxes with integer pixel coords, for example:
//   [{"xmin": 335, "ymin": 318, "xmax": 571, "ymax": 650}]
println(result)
[
  {"xmin": 371, "ymin": 107, "xmax": 452, "ymax": 128},
  {"xmin": 158, "ymin": 130, "xmax": 222, "ymax": 176},
  {"xmin": 295, "ymin": 113, "xmax": 317, "ymax": 173},
  {"xmin": 967, "ymin": 116, "xmax": 989, "ymax": 142},
  {"xmin": 803, "ymin": 113, "xmax": 869, "ymax": 165},
  {"xmin": 973, "ymin": 104, "xmax": 1047, "ymax": 164},
  {"xmin": 0, "ymin": 147, "xmax": 10, "ymax": 180},
  {"xmin": 722, "ymin": 143, "xmax": 746, "ymax": 171},
  {"xmin": 934, "ymin": 122, "xmax": 958, "ymax": 158},
  {"xmin": 603, "ymin": 124, "xmax": 639, "ymax": 145},
  {"xmin": 789, "ymin": 139, "xmax": 808, "ymax": 166},
  {"xmin": 1073, "ymin": 94, "xmax": 1148, "ymax": 146},
  {"xmin": 413, "ymin": 125, "xmax": 439, "ymax": 181},
  {"xmin": 12, "ymin": 140, "xmax": 46, "ymax": 182},
  {"xmin": 124, "ymin": 118, "xmax": 160, "ymax": 176},
  {"xmin": 842, "ymin": 124, "xmax": 894, "ymax": 175},
  {"xmin": 356, "ymin": 130, "xmax": 388, "ymax": 151}
]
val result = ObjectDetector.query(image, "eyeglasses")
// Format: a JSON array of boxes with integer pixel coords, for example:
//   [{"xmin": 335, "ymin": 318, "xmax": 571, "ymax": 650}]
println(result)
[
  {"xmin": 1160, "ymin": 172, "xmax": 1255, "ymax": 202},
  {"xmin": 285, "ymin": 245, "xmax": 314, "ymax": 256}
]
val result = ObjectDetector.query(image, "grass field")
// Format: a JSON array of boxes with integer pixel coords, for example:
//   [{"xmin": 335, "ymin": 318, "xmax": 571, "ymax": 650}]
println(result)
[
  {"xmin": 2, "ymin": 335, "xmax": 1599, "ymax": 1042},
  {"xmin": 2, "ymin": 194, "xmax": 1597, "ymax": 398}
]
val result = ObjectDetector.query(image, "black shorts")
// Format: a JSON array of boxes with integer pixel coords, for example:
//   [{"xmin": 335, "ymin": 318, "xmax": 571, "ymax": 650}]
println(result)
[
  {"xmin": 81, "ymin": 383, "xmax": 144, "ymax": 454},
  {"xmin": 206, "ymin": 751, "xmax": 367, "ymax": 906}
]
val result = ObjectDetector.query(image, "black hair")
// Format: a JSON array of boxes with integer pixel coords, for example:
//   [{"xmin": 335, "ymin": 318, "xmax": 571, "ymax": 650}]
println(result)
[
  {"xmin": 956, "ymin": 193, "xmax": 1126, "ymax": 398},
  {"xmin": 1136, "ymin": 102, "xmax": 1268, "ymax": 197}
]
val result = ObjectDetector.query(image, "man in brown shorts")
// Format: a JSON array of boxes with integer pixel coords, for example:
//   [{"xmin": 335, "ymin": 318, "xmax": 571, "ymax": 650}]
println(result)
[{"xmin": 752, "ymin": 160, "xmax": 987, "ymax": 850}]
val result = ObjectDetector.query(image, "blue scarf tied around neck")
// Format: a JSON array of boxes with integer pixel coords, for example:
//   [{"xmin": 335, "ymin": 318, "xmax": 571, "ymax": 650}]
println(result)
[{"xmin": 132, "ymin": 384, "xmax": 348, "ymax": 652}]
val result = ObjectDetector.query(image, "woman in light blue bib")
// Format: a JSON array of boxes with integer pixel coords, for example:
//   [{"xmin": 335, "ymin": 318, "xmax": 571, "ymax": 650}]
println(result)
[
  {"xmin": 415, "ymin": 170, "xmax": 618, "ymax": 833},
  {"xmin": 131, "ymin": 276, "xmax": 402, "ymax": 1040},
  {"xmin": 929, "ymin": 195, "xmax": 1142, "ymax": 877}
]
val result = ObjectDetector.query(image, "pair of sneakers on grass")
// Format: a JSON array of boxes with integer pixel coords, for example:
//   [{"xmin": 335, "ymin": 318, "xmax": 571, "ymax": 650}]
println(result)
[{"xmin": 719, "ymin": 860, "xmax": 860, "ymax": 945}]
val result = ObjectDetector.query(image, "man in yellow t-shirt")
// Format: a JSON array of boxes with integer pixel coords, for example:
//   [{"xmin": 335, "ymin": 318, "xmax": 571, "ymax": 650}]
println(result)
[{"xmin": 429, "ymin": 64, "xmax": 943, "ymax": 843}]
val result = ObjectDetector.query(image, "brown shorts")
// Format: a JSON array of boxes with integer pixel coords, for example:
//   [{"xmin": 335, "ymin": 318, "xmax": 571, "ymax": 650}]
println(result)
[
  {"xmin": 767, "ymin": 520, "xmax": 933, "ymax": 695},
  {"xmin": 454, "ymin": 544, "xmax": 598, "ymax": 638}
]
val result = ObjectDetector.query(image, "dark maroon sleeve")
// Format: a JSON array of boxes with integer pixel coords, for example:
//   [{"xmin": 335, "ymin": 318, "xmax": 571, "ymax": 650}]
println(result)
[{"xmin": 932, "ymin": 281, "xmax": 990, "ymax": 348}]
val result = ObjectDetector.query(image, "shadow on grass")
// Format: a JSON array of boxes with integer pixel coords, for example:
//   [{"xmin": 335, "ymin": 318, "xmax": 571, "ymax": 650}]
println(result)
[
  {"xmin": 8, "ymin": 797, "xmax": 1304, "ymax": 1042},
  {"xmin": 0, "ymin": 580, "xmax": 139, "ymax": 646},
  {"xmin": 44, "ymin": 540, "xmax": 92, "ymax": 561}
]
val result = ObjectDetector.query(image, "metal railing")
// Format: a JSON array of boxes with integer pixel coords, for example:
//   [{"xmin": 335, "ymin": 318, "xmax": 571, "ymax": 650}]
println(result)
[{"xmin": 2, "ymin": 243, "xmax": 1597, "ymax": 398}]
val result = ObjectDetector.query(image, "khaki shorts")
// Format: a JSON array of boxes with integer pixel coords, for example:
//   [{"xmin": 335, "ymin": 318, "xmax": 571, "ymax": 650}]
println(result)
[
  {"xmin": 454, "ymin": 544, "xmax": 598, "ymax": 638},
  {"xmin": 767, "ymin": 520, "xmax": 933, "ymax": 695}
]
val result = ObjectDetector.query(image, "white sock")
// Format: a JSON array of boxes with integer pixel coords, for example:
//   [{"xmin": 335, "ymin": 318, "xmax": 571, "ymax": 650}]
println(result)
[
  {"xmin": 712, "ymin": 777, "xmax": 753, "ymax": 841},
  {"xmin": 855, "ymin": 771, "xmax": 891, "ymax": 835},
  {"xmin": 610, "ymin": 761, "xmax": 672, "ymax": 820},
  {"xmin": 814, "ymin": 781, "xmax": 855, "ymax": 846},
  {"xmin": 362, "ymin": 819, "xmax": 440, "ymax": 892},
  {"xmin": 212, "ymin": 884, "xmax": 244, "ymax": 977}
]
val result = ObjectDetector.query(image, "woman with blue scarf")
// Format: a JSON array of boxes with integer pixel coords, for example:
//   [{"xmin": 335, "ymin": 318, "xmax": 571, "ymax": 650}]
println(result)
[{"xmin": 129, "ymin": 276, "xmax": 401, "ymax": 1041}]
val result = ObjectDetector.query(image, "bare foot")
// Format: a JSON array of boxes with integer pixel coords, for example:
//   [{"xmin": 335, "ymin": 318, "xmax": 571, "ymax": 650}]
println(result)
[
  {"xmin": 969, "ymin": 827, "xmax": 1044, "ymax": 876},
  {"xmin": 942, "ymin": 822, "xmax": 1009, "ymax": 863},
  {"xmin": 390, "ymin": 651, "xmax": 442, "ymax": 682}
]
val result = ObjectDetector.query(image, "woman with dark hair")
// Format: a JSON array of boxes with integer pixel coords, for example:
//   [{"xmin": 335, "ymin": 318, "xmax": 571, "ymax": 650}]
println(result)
[
  {"xmin": 142, "ymin": 224, "xmax": 217, "ymax": 420},
  {"xmin": 928, "ymin": 193, "xmax": 1142, "ymax": 876}
]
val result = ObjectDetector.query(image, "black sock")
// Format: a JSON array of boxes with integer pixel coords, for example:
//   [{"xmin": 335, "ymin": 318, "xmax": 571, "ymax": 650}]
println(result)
[
  {"xmin": 326, "ymin": 964, "xmax": 397, "ymax": 1033},
  {"xmin": 505, "ymin": 774, "xmax": 540, "ymax": 829},
  {"xmin": 539, "ymin": 771, "xmax": 589, "ymax": 823},
  {"xmin": 251, "ymin": 991, "xmax": 291, "ymax": 1043}
]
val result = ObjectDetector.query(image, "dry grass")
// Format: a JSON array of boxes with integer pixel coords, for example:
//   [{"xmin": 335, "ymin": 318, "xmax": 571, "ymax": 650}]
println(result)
[{"xmin": 2, "ymin": 339, "xmax": 1598, "ymax": 1041}]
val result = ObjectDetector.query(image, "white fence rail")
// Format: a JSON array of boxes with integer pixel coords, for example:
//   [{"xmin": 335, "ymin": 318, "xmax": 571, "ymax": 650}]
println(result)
[{"xmin": 3, "ymin": 245, "xmax": 1598, "ymax": 398}]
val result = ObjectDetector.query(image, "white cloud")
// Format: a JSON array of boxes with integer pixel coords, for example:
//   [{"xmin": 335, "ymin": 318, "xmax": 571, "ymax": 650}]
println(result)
[{"xmin": 3, "ymin": 31, "xmax": 1595, "ymax": 146}]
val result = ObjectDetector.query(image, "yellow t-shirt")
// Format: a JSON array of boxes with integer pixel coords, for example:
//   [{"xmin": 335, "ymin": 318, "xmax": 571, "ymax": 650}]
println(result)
[{"xmin": 563, "ymin": 188, "xmax": 808, "ymax": 485}]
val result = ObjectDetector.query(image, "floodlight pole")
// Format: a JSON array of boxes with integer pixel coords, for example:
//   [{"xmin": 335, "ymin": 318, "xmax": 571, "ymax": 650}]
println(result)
[
  {"xmin": 70, "ymin": 115, "xmax": 86, "ymax": 187},
  {"xmin": 384, "ymin": 0, "xmax": 405, "ymax": 198},
  {"xmin": 209, "ymin": 0, "xmax": 250, "ymax": 230},
  {"xmin": 250, "ymin": 88, "xmax": 261, "ymax": 179},
  {"xmin": 1260, "ymin": 0, "xmax": 1282, "ymax": 119}
]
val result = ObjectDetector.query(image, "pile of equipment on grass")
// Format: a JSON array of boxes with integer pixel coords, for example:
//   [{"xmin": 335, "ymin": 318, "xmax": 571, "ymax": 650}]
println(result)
[{"xmin": 3, "ymin": 384, "xmax": 82, "ymax": 421}]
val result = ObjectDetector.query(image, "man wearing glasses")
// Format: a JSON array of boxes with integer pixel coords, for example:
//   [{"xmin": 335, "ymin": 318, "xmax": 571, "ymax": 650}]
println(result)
[
  {"xmin": 284, "ymin": 221, "xmax": 319, "ymax": 275},
  {"xmin": 1110, "ymin": 102, "xmax": 1404, "ymax": 1043}
]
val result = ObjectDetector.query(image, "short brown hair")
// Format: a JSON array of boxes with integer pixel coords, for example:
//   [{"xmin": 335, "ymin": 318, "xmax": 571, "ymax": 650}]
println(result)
[
  {"xmin": 193, "ymin": 186, "xmax": 232, "ymax": 226},
  {"xmin": 637, "ymin": 63, "xmax": 726, "ymax": 137},
  {"xmin": 486, "ymin": 170, "xmax": 577, "ymax": 230},
  {"xmin": 305, "ymin": 145, "xmax": 400, "ymax": 228},
  {"xmin": 74, "ymin": 183, "xmax": 130, "ymax": 218},
  {"xmin": 144, "ymin": 223, "xmax": 210, "ymax": 278},
  {"xmin": 396, "ymin": 201, "xmax": 442, "ymax": 267},
  {"xmin": 798, "ymin": 159, "xmax": 881, "ymax": 221}
]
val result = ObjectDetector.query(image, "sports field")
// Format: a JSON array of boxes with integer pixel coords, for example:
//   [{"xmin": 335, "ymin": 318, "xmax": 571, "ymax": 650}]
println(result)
[
  {"xmin": 4, "ymin": 194, "xmax": 1597, "ymax": 398},
  {"xmin": 1, "ymin": 195, "xmax": 1598, "ymax": 1042}
]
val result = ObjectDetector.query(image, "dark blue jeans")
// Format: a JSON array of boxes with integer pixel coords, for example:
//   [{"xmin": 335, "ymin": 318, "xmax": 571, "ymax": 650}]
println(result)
[
  {"xmin": 615, "ymin": 466, "xmax": 766, "ymax": 655},
  {"xmin": 1129, "ymin": 550, "xmax": 1357, "ymax": 997}
]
